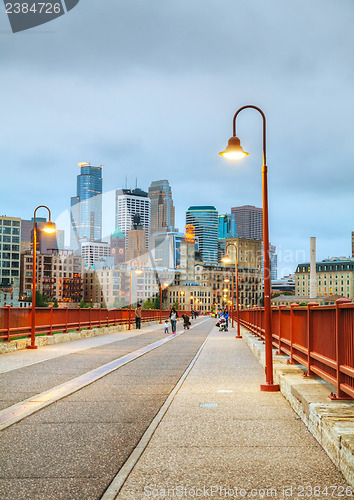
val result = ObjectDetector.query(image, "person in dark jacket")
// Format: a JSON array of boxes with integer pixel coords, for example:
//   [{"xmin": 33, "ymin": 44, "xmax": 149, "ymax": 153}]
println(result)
[{"xmin": 169, "ymin": 307, "xmax": 178, "ymax": 333}]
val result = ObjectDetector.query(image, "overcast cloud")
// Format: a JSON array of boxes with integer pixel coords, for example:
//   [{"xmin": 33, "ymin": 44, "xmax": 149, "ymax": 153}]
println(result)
[{"xmin": 1, "ymin": 0, "xmax": 353, "ymax": 276}]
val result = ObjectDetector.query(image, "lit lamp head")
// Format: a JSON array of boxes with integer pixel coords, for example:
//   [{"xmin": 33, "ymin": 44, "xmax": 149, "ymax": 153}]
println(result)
[
  {"xmin": 219, "ymin": 136, "xmax": 249, "ymax": 160},
  {"xmin": 135, "ymin": 268, "xmax": 143, "ymax": 275},
  {"xmin": 221, "ymin": 254, "xmax": 231, "ymax": 264},
  {"xmin": 43, "ymin": 221, "xmax": 56, "ymax": 234},
  {"xmin": 163, "ymin": 282, "xmax": 169, "ymax": 288}
]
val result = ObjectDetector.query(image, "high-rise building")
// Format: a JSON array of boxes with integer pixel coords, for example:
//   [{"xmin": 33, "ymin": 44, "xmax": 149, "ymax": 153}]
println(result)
[
  {"xmin": 218, "ymin": 214, "xmax": 237, "ymax": 262},
  {"xmin": 0, "ymin": 216, "xmax": 21, "ymax": 306},
  {"xmin": 81, "ymin": 241, "xmax": 110, "ymax": 269},
  {"xmin": 269, "ymin": 244, "xmax": 278, "ymax": 280},
  {"xmin": 186, "ymin": 206, "xmax": 218, "ymax": 263},
  {"xmin": 115, "ymin": 188, "xmax": 151, "ymax": 247},
  {"xmin": 149, "ymin": 232, "xmax": 185, "ymax": 269},
  {"xmin": 148, "ymin": 180, "xmax": 176, "ymax": 234},
  {"xmin": 231, "ymin": 205, "xmax": 263, "ymax": 240},
  {"xmin": 218, "ymin": 214, "xmax": 237, "ymax": 239},
  {"xmin": 71, "ymin": 162, "xmax": 103, "ymax": 249},
  {"xmin": 21, "ymin": 218, "xmax": 62, "ymax": 255}
]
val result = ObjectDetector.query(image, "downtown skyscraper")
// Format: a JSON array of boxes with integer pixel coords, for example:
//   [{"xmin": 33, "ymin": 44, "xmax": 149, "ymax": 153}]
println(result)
[
  {"xmin": 231, "ymin": 205, "xmax": 263, "ymax": 240},
  {"xmin": 148, "ymin": 180, "xmax": 176, "ymax": 235},
  {"xmin": 186, "ymin": 206, "xmax": 218, "ymax": 264},
  {"xmin": 115, "ymin": 187, "xmax": 151, "ymax": 248},
  {"xmin": 70, "ymin": 162, "xmax": 103, "ymax": 250}
]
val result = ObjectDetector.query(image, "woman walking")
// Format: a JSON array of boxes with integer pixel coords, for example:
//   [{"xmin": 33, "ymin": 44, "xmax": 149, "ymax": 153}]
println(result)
[{"xmin": 170, "ymin": 307, "xmax": 178, "ymax": 334}]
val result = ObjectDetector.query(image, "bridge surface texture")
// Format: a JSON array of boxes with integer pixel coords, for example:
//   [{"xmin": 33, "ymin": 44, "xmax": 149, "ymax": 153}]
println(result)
[{"xmin": 0, "ymin": 317, "xmax": 350, "ymax": 499}]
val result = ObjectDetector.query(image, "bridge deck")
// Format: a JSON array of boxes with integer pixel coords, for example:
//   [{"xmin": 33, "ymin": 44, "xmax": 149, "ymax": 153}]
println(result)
[{"xmin": 0, "ymin": 318, "xmax": 349, "ymax": 499}]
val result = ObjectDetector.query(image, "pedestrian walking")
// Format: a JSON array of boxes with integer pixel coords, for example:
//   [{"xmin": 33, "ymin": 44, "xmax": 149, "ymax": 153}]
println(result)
[
  {"xmin": 135, "ymin": 304, "xmax": 142, "ymax": 329},
  {"xmin": 170, "ymin": 307, "xmax": 178, "ymax": 333}
]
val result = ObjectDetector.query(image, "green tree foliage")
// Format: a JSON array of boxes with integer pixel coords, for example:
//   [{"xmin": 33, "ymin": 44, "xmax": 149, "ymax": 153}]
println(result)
[
  {"xmin": 79, "ymin": 300, "xmax": 91, "ymax": 308},
  {"xmin": 52, "ymin": 298, "xmax": 59, "ymax": 308},
  {"xmin": 35, "ymin": 291, "xmax": 49, "ymax": 307}
]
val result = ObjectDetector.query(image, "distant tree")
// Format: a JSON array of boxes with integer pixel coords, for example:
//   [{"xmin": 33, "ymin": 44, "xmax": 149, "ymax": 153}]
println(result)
[
  {"xmin": 298, "ymin": 302, "xmax": 308, "ymax": 307},
  {"xmin": 143, "ymin": 298, "xmax": 155, "ymax": 309},
  {"xmin": 52, "ymin": 298, "xmax": 59, "ymax": 308},
  {"xmin": 35, "ymin": 291, "xmax": 49, "ymax": 307},
  {"xmin": 79, "ymin": 300, "xmax": 90, "ymax": 308},
  {"xmin": 101, "ymin": 301, "xmax": 107, "ymax": 309}
]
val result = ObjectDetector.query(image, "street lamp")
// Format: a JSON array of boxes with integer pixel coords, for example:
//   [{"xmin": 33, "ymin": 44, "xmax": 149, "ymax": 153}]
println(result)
[
  {"xmin": 222, "ymin": 244, "xmax": 241, "ymax": 339},
  {"xmin": 179, "ymin": 290, "xmax": 185, "ymax": 310},
  {"xmin": 128, "ymin": 262, "xmax": 142, "ymax": 330},
  {"xmin": 28, "ymin": 206, "xmax": 56, "ymax": 349},
  {"xmin": 219, "ymin": 105, "xmax": 279, "ymax": 392},
  {"xmin": 159, "ymin": 281, "xmax": 169, "ymax": 323}
]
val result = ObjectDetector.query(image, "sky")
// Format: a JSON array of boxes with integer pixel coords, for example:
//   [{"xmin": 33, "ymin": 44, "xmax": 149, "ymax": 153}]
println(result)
[{"xmin": 1, "ymin": 0, "xmax": 353, "ymax": 278}]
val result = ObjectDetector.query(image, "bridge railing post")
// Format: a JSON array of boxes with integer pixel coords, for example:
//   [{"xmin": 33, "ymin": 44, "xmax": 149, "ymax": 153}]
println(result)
[
  {"xmin": 288, "ymin": 303, "xmax": 298, "ymax": 364},
  {"xmin": 332, "ymin": 298, "xmax": 352, "ymax": 399},
  {"xmin": 305, "ymin": 302, "xmax": 318, "ymax": 377},
  {"xmin": 276, "ymin": 305, "xmax": 286, "ymax": 355},
  {"xmin": 5, "ymin": 305, "xmax": 11, "ymax": 342}
]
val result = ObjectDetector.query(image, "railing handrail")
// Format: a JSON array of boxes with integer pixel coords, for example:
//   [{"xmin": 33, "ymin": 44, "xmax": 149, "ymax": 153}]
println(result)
[{"xmin": 236, "ymin": 301, "xmax": 354, "ymax": 400}]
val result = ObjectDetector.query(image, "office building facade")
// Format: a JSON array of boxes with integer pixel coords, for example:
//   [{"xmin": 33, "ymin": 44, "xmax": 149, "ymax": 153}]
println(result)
[
  {"xmin": 231, "ymin": 205, "xmax": 263, "ymax": 240},
  {"xmin": 186, "ymin": 206, "xmax": 218, "ymax": 264},
  {"xmin": 71, "ymin": 162, "xmax": 103, "ymax": 249},
  {"xmin": 81, "ymin": 241, "xmax": 110, "ymax": 269},
  {"xmin": 0, "ymin": 216, "xmax": 21, "ymax": 306},
  {"xmin": 295, "ymin": 257, "xmax": 354, "ymax": 301},
  {"xmin": 115, "ymin": 188, "xmax": 151, "ymax": 247},
  {"xmin": 148, "ymin": 180, "xmax": 176, "ymax": 234}
]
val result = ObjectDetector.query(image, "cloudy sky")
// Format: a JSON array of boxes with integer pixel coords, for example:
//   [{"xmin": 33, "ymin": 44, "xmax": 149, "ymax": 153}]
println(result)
[{"xmin": 1, "ymin": 0, "xmax": 353, "ymax": 277}]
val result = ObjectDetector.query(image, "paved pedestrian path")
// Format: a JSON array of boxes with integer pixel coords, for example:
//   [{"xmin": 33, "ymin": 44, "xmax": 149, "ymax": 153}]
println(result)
[
  {"xmin": 0, "ymin": 323, "xmax": 163, "ymax": 374},
  {"xmin": 115, "ymin": 325, "xmax": 349, "ymax": 499}
]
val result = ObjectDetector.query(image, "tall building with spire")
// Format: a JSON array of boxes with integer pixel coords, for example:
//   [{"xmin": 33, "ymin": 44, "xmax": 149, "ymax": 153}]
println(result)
[
  {"xmin": 148, "ymin": 180, "xmax": 176, "ymax": 235},
  {"xmin": 70, "ymin": 162, "xmax": 103, "ymax": 249}
]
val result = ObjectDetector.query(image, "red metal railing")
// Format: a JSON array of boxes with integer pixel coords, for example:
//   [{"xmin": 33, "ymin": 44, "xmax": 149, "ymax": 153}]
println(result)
[
  {"xmin": 0, "ymin": 307, "xmax": 187, "ymax": 342},
  {"xmin": 237, "ymin": 300, "xmax": 354, "ymax": 400}
]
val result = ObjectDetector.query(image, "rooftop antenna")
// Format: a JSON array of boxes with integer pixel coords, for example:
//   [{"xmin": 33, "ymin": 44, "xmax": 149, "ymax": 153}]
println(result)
[
  {"xmin": 135, "ymin": 177, "xmax": 138, "ymax": 189},
  {"xmin": 125, "ymin": 175, "xmax": 127, "ymax": 189}
]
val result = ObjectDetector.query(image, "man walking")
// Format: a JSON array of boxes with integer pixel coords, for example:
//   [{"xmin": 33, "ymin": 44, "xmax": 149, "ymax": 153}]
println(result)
[{"xmin": 135, "ymin": 304, "xmax": 142, "ymax": 329}]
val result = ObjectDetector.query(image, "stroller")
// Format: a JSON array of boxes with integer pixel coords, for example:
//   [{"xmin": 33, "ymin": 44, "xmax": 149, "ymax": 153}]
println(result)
[
  {"xmin": 216, "ymin": 316, "xmax": 228, "ymax": 332},
  {"xmin": 182, "ymin": 314, "xmax": 191, "ymax": 330}
]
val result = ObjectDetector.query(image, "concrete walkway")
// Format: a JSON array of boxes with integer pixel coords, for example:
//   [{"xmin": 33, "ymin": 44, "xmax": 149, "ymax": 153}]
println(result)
[
  {"xmin": 117, "ymin": 325, "xmax": 349, "ymax": 499},
  {"xmin": 0, "ymin": 323, "xmax": 161, "ymax": 374}
]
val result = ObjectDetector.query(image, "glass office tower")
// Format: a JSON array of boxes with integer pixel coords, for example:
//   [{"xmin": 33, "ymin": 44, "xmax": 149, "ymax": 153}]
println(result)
[
  {"xmin": 71, "ymin": 162, "xmax": 102, "ymax": 249},
  {"xmin": 186, "ymin": 206, "xmax": 218, "ymax": 264}
]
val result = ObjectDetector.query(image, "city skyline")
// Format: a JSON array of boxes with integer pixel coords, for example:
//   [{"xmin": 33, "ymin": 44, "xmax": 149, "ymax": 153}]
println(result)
[
  {"xmin": 1, "ymin": 168, "xmax": 353, "ymax": 277},
  {"xmin": 1, "ymin": 1, "xmax": 353, "ymax": 276}
]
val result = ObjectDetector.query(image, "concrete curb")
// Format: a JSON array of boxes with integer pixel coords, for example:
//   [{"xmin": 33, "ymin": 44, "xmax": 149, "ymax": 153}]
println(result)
[
  {"xmin": 241, "ymin": 326, "xmax": 354, "ymax": 487},
  {"xmin": 0, "ymin": 321, "xmax": 158, "ymax": 355}
]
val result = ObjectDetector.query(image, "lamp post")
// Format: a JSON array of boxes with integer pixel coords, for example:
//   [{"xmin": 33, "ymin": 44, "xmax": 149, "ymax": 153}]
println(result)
[
  {"xmin": 159, "ymin": 281, "xmax": 169, "ymax": 323},
  {"xmin": 219, "ymin": 105, "xmax": 279, "ymax": 392},
  {"xmin": 128, "ymin": 262, "xmax": 142, "ymax": 330},
  {"xmin": 224, "ymin": 276, "xmax": 234, "ymax": 329},
  {"xmin": 28, "ymin": 206, "xmax": 56, "ymax": 349},
  {"xmin": 222, "ymin": 244, "xmax": 241, "ymax": 338},
  {"xmin": 179, "ymin": 290, "xmax": 185, "ymax": 311}
]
